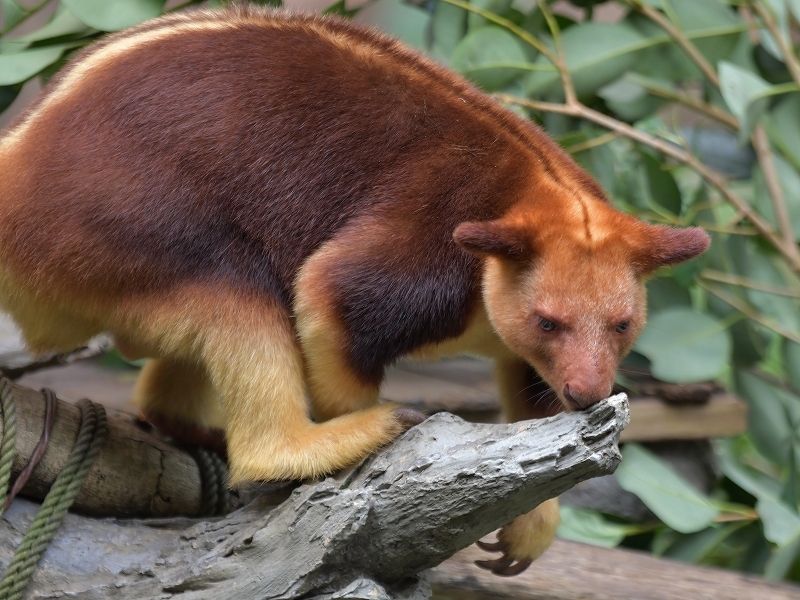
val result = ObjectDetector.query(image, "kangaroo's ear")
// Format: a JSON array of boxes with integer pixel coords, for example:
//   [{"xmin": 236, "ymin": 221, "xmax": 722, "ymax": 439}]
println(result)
[
  {"xmin": 453, "ymin": 220, "xmax": 533, "ymax": 260},
  {"xmin": 635, "ymin": 225, "xmax": 710, "ymax": 273}
]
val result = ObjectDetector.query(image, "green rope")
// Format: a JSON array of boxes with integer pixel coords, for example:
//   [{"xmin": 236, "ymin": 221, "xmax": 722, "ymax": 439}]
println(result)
[
  {"xmin": 0, "ymin": 379, "xmax": 17, "ymax": 508},
  {"xmin": 0, "ymin": 394, "xmax": 107, "ymax": 600},
  {"xmin": 189, "ymin": 446, "xmax": 230, "ymax": 516}
]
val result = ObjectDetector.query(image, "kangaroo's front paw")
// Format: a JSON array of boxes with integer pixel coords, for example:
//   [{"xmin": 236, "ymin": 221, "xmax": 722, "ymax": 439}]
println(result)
[
  {"xmin": 392, "ymin": 406, "xmax": 427, "ymax": 428},
  {"xmin": 475, "ymin": 497, "xmax": 560, "ymax": 576}
]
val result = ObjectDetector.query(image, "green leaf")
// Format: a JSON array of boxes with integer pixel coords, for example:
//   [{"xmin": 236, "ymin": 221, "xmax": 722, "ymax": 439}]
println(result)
[
  {"xmin": 1, "ymin": 0, "xmax": 27, "ymax": 33},
  {"xmin": 718, "ymin": 61, "xmax": 771, "ymax": 143},
  {"xmin": 757, "ymin": 495, "xmax": 800, "ymax": 546},
  {"xmin": 781, "ymin": 440, "xmax": 799, "ymax": 509},
  {"xmin": 665, "ymin": 0, "xmax": 742, "ymax": 65},
  {"xmin": 616, "ymin": 444, "xmax": 719, "ymax": 533},
  {"xmin": 743, "ymin": 247, "xmax": 800, "ymax": 334},
  {"xmin": 430, "ymin": 0, "xmax": 468, "ymax": 57},
  {"xmin": 597, "ymin": 77, "xmax": 663, "ymax": 122},
  {"xmin": 634, "ymin": 307, "xmax": 731, "ymax": 383},
  {"xmin": 101, "ymin": 348, "xmax": 146, "ymax": 369},
  {"xmin": 765, "ymin": 533, "xmax": 800, "ymax": 580},
  {"xmin": 764, "ymin": 94, "xmax": 800, "ymax": 171},
  {"xmin": 758, "ymin": 0, "xmax": 791, "ymax": 62},
  {"xmin": 451, "ymin": 27, "xmax": 532, "ymax": 91},
  {"xmin": 659, "ymin": 523, "xmax": 749, "ymax": 564},
  {"xmin": 785, "ymin": 340, "xmax": 800, "ymax": 395},
  {"xmin": 526, "ymin": 22, "xmax": 645, "ymax": 98},
  {"xmin": 717, "ymin": 438, "xmax": 783, "ymax": 501},
  {"xmin": 60, "ymin": 0, "xmax": 165, "ymax": 32},
  {"xmin": 355, "ymin": 0, "xmax": 429, "ymax": 50},
  {"xmin": 737, "ymin": 371, "xmax": 794, "ymax": 466},
  {"xmin": 790, "ymin": 0, "xmax": 800, "ymax": 22},
  {"xmin": 467, "ymin": 0, "xmax": 512, "ymax": 31},
  {"xmin": 322, "ymin": 0, "xmax": 359, "ymax": 17},
  {"xmin": 707, "ymin": 293, "xmax": 768, "ymax": 367},
  {"xmin": 729, "ymin": 523, "xmax": 773, "ymax": 574},
  {"xmin": 0, "ymin": 5, "xmax": 94, "ymax": 52},
  {"xmin": 646, "ymin": 277, "xmax": 692, "ymax": 313},
  {"xmin": 0, "ymin": 42, "xmax": 82, "ymax": 86},
  {"xmin": 556, "ymin": 506, "xmax": 628, "ymax": 547},
  {"xmin": 640, "ymin": 152, "xmax": 682, "ymax": 215},
  {"xmin": 627, "ymin": 0, "xmax": 742, "ymax": 81}
]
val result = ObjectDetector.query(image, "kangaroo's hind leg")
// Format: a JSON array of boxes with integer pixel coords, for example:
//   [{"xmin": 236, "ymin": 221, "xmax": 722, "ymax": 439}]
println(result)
[
  {"xmin": 139, "ymin": 287, "xmax": 418, "ymax": 484},
  {"xmin": 132, "ymin": 356, "xmax": 228, "ymax": 455}
]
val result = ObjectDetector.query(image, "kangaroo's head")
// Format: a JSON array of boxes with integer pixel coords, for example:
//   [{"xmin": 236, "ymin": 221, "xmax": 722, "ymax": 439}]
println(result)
[{"xmin": 454, "ymin": 182, "xmax": 709, "ymax": 412}]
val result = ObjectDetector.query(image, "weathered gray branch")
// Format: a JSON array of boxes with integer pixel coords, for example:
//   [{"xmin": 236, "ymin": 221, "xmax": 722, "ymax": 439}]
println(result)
[{"xmin": 1, "ymin": 395, "xmax": 629, "ymax": 600}]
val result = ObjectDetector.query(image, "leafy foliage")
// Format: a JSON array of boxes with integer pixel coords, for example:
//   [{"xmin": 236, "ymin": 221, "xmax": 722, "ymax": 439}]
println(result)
[{"xmin": 2, "ymin": 0, "xmax": 800, "ymax": 583}]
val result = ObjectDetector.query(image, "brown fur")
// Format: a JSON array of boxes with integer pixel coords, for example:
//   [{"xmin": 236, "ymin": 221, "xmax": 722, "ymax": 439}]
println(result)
[{"xmin": 0, "ymin": 6, "xmax": 709, "ymax": 569}]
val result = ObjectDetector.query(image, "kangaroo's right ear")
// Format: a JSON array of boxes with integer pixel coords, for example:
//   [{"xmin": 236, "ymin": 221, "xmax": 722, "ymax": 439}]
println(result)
[{"xmin": 453, "ymin": 220, "xmax": 533, "ymax": 260}]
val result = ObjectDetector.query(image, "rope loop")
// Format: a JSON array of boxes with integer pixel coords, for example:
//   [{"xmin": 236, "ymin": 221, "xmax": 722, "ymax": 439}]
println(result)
[
  {"xmin": 0, "ymin": 384, "xmax": 107, "ymax": 600},
  {"xmin": 0, "ymin": 379, "xmax": 18, "ymax": 509},
  {"xmin": 189, "ymin": 446, "xmax": 230, "ymax": 516}
]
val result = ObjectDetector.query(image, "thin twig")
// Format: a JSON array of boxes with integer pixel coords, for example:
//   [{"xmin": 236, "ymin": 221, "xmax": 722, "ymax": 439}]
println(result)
[
  {"xmin": 701, "ymin": 269, "xmax": 800, "ymax": 298},
  {"xmin": 563, "ymin": 132, "xmax": 618, "ymax": 154},
  {"xmin": 624, "ymin": 0, "xmax": 720, "ymax": 86},
  {"xmin": 535, "ymin": 0, "xmax": 577, "ymax": 105},
  {"xmin": 439, "ymin": 0, "xmax": 554, "ymax": 60},
  {"xmin": 695, "ymin": 223, "xmax": 759, "ymax": 236},
  {"xmin": 627, "ymin": 75, "xmax": 739, "ymax": 130},
  {"xmin": 751, "ymin": 125, "xmax": 800, "ymax": 264},
  {"xmin": 749, "ymin": 0, "xmax": 800, "ymax": 90},
  {"xmin": 699, "ymin": 281, "xmax": 800, "ymax": 344}
]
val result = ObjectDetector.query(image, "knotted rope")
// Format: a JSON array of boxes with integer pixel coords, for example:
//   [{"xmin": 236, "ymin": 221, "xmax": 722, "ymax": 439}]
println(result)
[{"xmin": 0, "ymin": 381, "xmax": 107, "ymax": 600}]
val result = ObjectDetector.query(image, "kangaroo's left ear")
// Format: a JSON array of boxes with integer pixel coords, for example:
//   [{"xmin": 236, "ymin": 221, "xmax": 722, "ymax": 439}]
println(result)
[{"xmin": 635, "ymin": 225, "xmax": 711, "ymax": 274}]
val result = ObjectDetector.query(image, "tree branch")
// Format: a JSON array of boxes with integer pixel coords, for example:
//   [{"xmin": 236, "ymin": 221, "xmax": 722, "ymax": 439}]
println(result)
[
  {"xmin": 536, "ymin": 0, "xmax": 577, "ymax": 105},
  {"xmin": 0, "ymin": 394, "xmax": 630, "ymax": 599},
  {"xmin": 751, "ymin": 125, "xmax": 800, "ymax": 264},
  {"xmin": 625, "ymin": 0, "xmax": 720, "ymax": 86}
]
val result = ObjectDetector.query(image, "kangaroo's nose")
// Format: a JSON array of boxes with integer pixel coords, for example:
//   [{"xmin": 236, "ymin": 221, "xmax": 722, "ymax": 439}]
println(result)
[{"xmin": 562, "ymin": 383, "xmax": 604, "ymax": 410}]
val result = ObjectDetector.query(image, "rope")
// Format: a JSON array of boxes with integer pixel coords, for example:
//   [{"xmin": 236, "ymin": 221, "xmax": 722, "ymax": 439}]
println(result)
[
  {"xmin": 189, "ymin": 446, "xmax": 230, "ymax": 516},
  {"xmin": 0, "ymin": 379, "xmax": 18, "ymax": 509},
  {"xmin": 4, "ymin": 389, "xmax": 57, "ymax": 512},
  {"xmin": 0, "ymin": 395, "xmax": 107, "ymax": 600}
]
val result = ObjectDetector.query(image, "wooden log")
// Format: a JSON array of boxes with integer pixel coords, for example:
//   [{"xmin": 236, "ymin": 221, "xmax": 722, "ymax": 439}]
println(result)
[
  {"xmin": 428, "ymin": 540, "xmax": 800, "ymax": 600},
  {"xmin": 619, "ymin": 393, "xmax": 747, "ymax": 442},
  {"xmin": 1, "ymin": 380, "xmax": 205, "ymax": 517},
  {"xmin": 0, "ymin": 395, "xmax": 630, "ymax": 599},
  {"xmin": 384, "ymin": 360, "xmax": 747, "ymax": 441}
]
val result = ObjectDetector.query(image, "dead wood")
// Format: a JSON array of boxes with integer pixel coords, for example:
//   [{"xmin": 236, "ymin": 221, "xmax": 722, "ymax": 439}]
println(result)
[
  {"xmin": 1, "ymin": 380, "xmax": 205, "ymax": 517},
  {"xmin": 0, "ymin": 392, "xmax": 630, "ymax": 599},
  {"xmin": 429, "ymin": 540, "xmax": 800, "ymax": 600}
]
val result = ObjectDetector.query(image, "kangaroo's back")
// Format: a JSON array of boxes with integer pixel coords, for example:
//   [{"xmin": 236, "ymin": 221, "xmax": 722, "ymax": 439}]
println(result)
[{"xmin": 0, "ymin": 7, "xmax": 542, "ymax": 307}]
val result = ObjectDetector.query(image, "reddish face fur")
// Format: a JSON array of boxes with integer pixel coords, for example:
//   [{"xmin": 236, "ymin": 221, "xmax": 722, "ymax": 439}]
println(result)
[{"xmin": 455, "ymin": 179, "xmax": 709, "ymax": 412}]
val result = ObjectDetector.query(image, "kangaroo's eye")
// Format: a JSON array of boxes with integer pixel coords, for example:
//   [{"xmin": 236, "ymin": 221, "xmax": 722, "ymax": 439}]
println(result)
[
  {"xmin": 616, "ymin": 321, "xmax": 630, "ymax": 333},
  {"xmin": 539, "ymin": 317, "xmax": 557, "ymax": 332}
]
